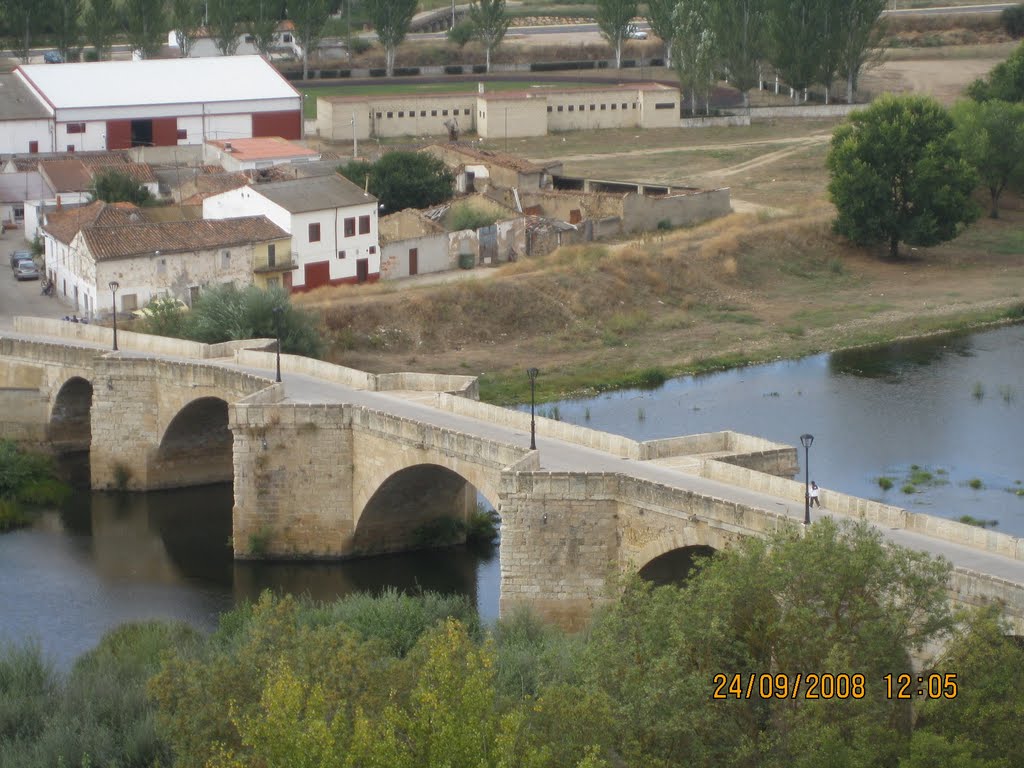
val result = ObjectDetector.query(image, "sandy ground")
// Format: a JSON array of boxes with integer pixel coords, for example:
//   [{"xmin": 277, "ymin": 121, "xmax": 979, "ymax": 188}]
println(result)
[{"xmin": 858, "ymin": 57, "xmax": 1004, "ymax": 104}]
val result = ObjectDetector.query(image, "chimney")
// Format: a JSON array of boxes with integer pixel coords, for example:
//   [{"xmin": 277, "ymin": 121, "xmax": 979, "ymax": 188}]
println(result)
[
  {"xmin": 56, "ymin": 194, "xmax": 62, "ymax": 211},
  {"xmin": 224, "ymin": 142, "xmax": 233, "ymax": 152},
  {"xmin": 478, "ymin": 82, "xmax": 484, "ymax": 94}
]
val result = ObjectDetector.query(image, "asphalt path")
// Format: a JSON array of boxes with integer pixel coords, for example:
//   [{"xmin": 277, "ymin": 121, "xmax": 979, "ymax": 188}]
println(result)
[
  {"xmin": 0, "ymin": 232, "xmax": 67, "ymax": 330},
  {"xmin": 3, "ymin": 323, "xmax": 1024, "ymax": 592}
]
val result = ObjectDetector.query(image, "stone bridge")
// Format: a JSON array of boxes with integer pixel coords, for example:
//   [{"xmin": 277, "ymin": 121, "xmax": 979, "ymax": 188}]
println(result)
[{"xmin": 2, "ymin": 318, "xmax": 1024, "ymax": 634}]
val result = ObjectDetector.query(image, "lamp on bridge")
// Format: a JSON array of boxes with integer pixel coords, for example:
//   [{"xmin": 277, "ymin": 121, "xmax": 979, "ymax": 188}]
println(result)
[
  {"xmin": 108, "ymin": 280, "xmax": 120, "ymax": 351},
  {"xmin": 272, "ymin": 305, "xmax": 283, "ymax": 383},
  {"xmin": 527, "ymin": 367, "xmax": 539, "ymax": 450},
  {"xmin": 800, "ymin": 433, "xmax": 814, "ymax": 526}
]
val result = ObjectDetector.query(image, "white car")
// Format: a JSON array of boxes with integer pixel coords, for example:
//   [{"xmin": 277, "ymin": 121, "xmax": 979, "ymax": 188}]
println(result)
[{"xmin": 626, "ymin": 24, "xmax": 648, "ymax": 40}]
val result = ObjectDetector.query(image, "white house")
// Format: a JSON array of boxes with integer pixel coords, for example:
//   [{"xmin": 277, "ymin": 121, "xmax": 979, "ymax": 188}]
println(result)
[
  {"xmin": 167, "ymin": 21, "xmax": 303, "ymax": 60},
  {"xmin": 41, "ymin": 200, "xmax": 290, "ymax": 316},
  {"xmin": 203, "ymin": 174, "xmax": 379, "ymax": 291},
  {"xmin": 8, "ymin": 56, "xmax": 302, "ymax": 155},
  {"xmin": 379, "ymin": 208, "xmax": 450, "ymax": 280},
  {"xmin": 204, "ymin": 136, "xmax": 320, "ymax": 172}
]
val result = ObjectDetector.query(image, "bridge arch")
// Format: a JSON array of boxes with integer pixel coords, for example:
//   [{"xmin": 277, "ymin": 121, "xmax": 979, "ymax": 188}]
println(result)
[
  {"xmin": 353, "ymin": 462, "xmax": 497, "ymax": 557},
  {"xmin": 48, "ymin": 376, "xmax": 93, "ymax": 449},
  {"xmin": 151, "ymin": 396, "xmax": 234, "ymax": 488}
]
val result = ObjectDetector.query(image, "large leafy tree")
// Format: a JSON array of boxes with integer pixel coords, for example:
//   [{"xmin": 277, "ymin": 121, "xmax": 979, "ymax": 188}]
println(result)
[
  {"xmin": 827, "ymin": 94, "xmax": 979, "ymax": 259},
  {"xmin": 243, "ymin": 0, "xmax": 281, "ymax": 56},
  {"xmin": 83, "ymin": 0, "xmax": 117, "ymax": 59},
  {"xmin": 952, "ymin": 99, "xmax": 1024, "ymax": 218},
  {"xmin": 595, "ymin": 0, "xmax": 636, "ymax": 69},
  {"xmin": 207, "ymin": 0, "xmax": 240, "ymax": 55},
  {"xmin": 709, "ymin": 0, "xmax": 765, "ymax": 108},
  {"xmin": 89, "ymin": 170, "xmax": 153, "ymax": 206},
  {"xmin": 171, "ymin": 0, "xmax": 203, "ymax": 56},
  {"xmin": 338, "ymin": 152, "xmax": 454, "ymax": 214},
  {"xmin": 290, "ymin": 0, "xmax": 331, "ymax": 80},
  {"xmin": 123, "ymin": 0, "xmax": 167, "ymax": 58},
  {"xmin": 53, "ymin": 0, "xmax": 83, "ymax": 63},
  {"xmin": 468, "ymin": 0, "xmax": 510, "ymax": 74},
  {"xmin": 368, "ymin": 0, "xmax": 417, "ymax": 77},
  {"xmin": 967, "ymin": 41, "xmax": 1024, "ymax": 102},
  {"xmin": 837, "ymin": 0, "xmax": 887, "ymax": 103},
  {"xmin": 645, "ymin": 0, "xmax": 677, "ymax": 68},
  {"xmin": 672, "ymin": 0, "xmax": 717, "ymax": 116}
]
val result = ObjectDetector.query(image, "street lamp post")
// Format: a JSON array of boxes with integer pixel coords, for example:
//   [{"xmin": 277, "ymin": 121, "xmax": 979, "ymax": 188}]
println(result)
[
  {"xmin": 272, "ymin": 306, "xmax": 283, "ymax": 383},
  {"xmin": 108, "ymin": 280, "xmax": 120, "ymax": 351},
  {"xmin": 800, "ymin": 433, "xmax": 814, "ymax": 526},
  {"xmin": 527, "ymin": 367, "xmax": 539, "ymax": 450}
]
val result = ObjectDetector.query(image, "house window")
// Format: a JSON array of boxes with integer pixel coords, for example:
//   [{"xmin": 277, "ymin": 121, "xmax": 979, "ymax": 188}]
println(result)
[
  {"xmin": 568, "ymin": 105, "xmax": 574, "ymax": 112},
  {"xmin": 376, "ymin": 112, "xmax": 382, "ymax": 119},
  {"xmin": 589, "ymin": 104, "xmax": 596, "ymax": 111},
  {"xmin": 267, "ymin": 243, "xmax": 276, "ymax": 267},
  {"xmin": 308, "ymin": 222, "xmax": 321, "ymax": 242},
  {"xmin": 28, "ymin": 141, "xmax": 38, "ymax": 154},
  {"xmin": 420, "ymin": 110, "xmax": 426, "ymax": 117},
  {"xmin": 547, "ymin": 106, "xmax": 552, "ymax": 113},
  {"xmin": 67, "ymin": 123, "xmax": 86, "ymax": 134},
  {"xmin": 358, "ymin": 215, "xmax": 370, "ymax": 234},
  {"xmin": 601, "ymin": 104, "xmax": 607, "ymax": 110},
  {"xmin": 655, "ymin": 102, "xmax": 676, "ymax": 110},
  {"xmin": 222, "ymin": 250, "xmax": 231, "ymax": 268},
  {"xmin": 121, "ymin": 293, "xmax": 138, "ymax": 311},
  {"xmin": 398, "ymin": 111, "xmax": 404, "ymax": 117},
  {"xmin": 67, "ymin": 145, "xmax": 75, "ymax": 152},
  {"xmin": 266, "ymin": 276, "xmax": 280, "ymax": 288},
  {"xmin": 431, "ymin": 110, "xmax": 437, "ymax": 116},
  {"xmin": 387, "ymin": 112, "xmax": 393, "ymax": 118},
  {"xmin": 338, "ymin": 250, "xmax": 346, "ymax": 259},
  {"xmin": 632, "ymin": 103, "xmax": 637, "ymax": 109},
  {"xmin": 368, "ymin": 245, "xmax": 376, "ymax": 254},
  {"xmin": 611, "ymin": 103, "xmax": 617, "ymax": 110},
  {"xmin": 176, "ymin": 128, "xmax": 187, "ymax": 140},
  {"xmin": 463, "ymin": 109, "xmax": 470, "ymax": 115},
  {"xmin": 282, "ymin": 33, "xmax": 292, "ymax": 42},
  {"xmin": 442, "ymin": 109, "xmax": 448, "ymax": 116},
  {"xmin": 623, "ymin": 103, "xmax": 628, "ymax": 109},
  {"xmin": 189, "ymin": 286, "xmax": 200, "ymax": 304},
  {"xmin": 157, "ymin": 258, "xmax": 166, "ymax": 274},
  {"xmin": 344, "ymin": 217, "xmax": 355, "ymax": 237},
  {"xmin": 557, "ymin": 106, "xmax": 563, "ymax": 112},
  {"xmin": 244, "ymin": 34, "xmax": 255, "ymax": 43}
]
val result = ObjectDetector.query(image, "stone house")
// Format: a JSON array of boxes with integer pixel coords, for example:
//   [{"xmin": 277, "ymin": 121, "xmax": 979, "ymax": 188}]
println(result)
[
  {"xmin": 378, "ymin": 208, "xmax": 449, "ymax": 279},
  {"xmin": 202, "ymin": 174, "xmax": 380, "ymax": 291},
  {"xmin": 422, "ymin": 144, "xmax": 563, "ymax": 194},
  {"xmin": 41, "ymin": 200, "xmax": 290, "ymax": 317}
]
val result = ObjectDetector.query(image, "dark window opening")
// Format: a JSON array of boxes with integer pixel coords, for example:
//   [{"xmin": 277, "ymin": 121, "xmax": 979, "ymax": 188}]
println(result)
[
  {"xmin": 654, "ymin": 102, "xmax": 676, "ymax": 110},
  {"xmin": 344, "ymin": 217, "xmax": 356, "ymax": 237},
  {"xmin": 358, "ymin": 215, "xmax": 370, "ymax": 234},
  {"xmin": 67, "ymin": 123, "xmax": 86, "ymax": 134},
  {"xmin": 308, "ymin": 222, "xmax": 321, "ymax": 242},
  {"xmin": 268, "ymin": 243, "xmax": 276, "ymax": 267},
  {"xmin": 130, "ymin": 119, "xmax": 153, "ymax": 147}
]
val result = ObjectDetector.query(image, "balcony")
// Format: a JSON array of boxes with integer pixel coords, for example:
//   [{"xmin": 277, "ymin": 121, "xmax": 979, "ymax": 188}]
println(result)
[{"xmin": 253, "ymin": 251, "xmax": 299, "ymax": 274}]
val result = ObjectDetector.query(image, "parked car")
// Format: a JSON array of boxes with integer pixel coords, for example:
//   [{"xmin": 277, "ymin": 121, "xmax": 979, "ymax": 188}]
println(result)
[
  {"xmin": 43, "ymin": 51, "xmax": 64, "ymax": 64},
  {"xmin": 14, "ymin": 261, "xmax": 39, "ymax": 280},
  {"xmin": 9, "ymin": 250, "xmax": 33, "ymax": 269},
  {"xmin": 626, "ymin": 24, "xmax": 648, "ymax": 39}
]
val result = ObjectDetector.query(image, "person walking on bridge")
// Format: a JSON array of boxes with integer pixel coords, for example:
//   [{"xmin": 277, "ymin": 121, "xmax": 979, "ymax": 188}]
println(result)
[{"xmin": 809, "ymin": 481, "xmax": 821, "ymax": 508}]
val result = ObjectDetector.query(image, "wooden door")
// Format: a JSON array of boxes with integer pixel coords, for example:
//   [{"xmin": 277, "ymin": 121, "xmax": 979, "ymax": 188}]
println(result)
[
  {"xmin": 304, "ymin": 260, "xmax": 331, "ymax": 290},
  {"xmin": 408, "ymin": 248, "xmax": 418, "ymax": 276},
  {"xmin": 356, "ymin": 258, "xmax": 369, "ymax": 284}
]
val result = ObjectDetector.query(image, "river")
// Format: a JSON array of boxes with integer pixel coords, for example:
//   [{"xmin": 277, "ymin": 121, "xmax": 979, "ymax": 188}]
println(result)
[{"xmin": 1, "ymin": 324, "xmax": 1022, "ymax": 667}]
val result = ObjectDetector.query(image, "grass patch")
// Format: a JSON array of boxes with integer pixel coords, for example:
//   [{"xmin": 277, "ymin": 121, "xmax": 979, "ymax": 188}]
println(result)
[
  {"xmin": 901, "ymin": 483, "xmax": 917, "ymax": 494},
  {"xmin": 956, "ymin": 514, "xmax": 998, "ymax": 528},
  {"xmin": 967, "ymin": 478, "xmax": 984, "ymax": 490},
  {"xmin": 877, "ymin": 477, "xmax": 894, "ymax": 491}
]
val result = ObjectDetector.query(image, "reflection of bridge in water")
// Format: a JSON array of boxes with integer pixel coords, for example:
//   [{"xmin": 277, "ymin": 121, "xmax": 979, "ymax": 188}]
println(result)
[{"xmin": 3, "ymin": 316, "xmax": 1024, "ymax": 631}]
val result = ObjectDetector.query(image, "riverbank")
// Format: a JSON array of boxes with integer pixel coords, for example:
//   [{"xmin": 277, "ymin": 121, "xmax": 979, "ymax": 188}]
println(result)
[{"xmin": 298, "ymin": 204, "xmax": 1024, "ymax": 404}]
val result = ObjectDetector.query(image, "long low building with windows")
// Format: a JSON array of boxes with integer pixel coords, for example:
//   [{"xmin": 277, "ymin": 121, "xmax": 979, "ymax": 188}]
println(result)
[
  {"xmin": 3, "ymin": 56, "xmax": 301, "ymax": 156},
  {"xmin": 316, "ymin": 82, "xmax": 681, "ymax": 141}
]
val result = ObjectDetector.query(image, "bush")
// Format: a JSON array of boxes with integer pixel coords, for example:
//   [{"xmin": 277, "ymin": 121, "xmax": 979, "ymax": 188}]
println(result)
[
  {"xmin": 347, "ymin": 35, "xmax": 371, "ymax": 54},
  {"xmin": 0, "ymin": 440, "xmax": 70, "ymax": 531},
  {"xmin": 447, "ymin": 21, "xmax": 474, "ymax": 47},
  {"xmin": 449, "ymin": 203, "xmax": 500, "ymax": 232},
  {"xmin": 1002, "ymin": 4, "xmax": 1024, "ymax": 37}
]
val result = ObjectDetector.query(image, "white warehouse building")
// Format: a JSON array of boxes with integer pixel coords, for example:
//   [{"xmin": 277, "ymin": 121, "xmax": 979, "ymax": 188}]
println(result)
[{"xmin": 4, "ymin": 56, "xmax": 301, "ymax": 156}]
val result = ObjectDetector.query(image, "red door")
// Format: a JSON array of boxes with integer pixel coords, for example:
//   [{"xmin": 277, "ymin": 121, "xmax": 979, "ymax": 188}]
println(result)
[
  {"xmin": 356, "ymin": 258, "xmax": 369, "ymax": 284},
  {"xmin": 408, "ymin": 248, "xmax": 418, "ymax": 276},
  {"xmin": 152, "ymin": 117, "xmax": 179, "ymax": 146},
  {"xmin": 106, "ymin": 120, "xmax": 132, "ymax": 150},
  {"xmin": 252, "ymin": 110, "xmax": 302, "ymax": 140},
  {"xmin": 303, "ymin": 261, "xmax": 330, "ymax": 290}
]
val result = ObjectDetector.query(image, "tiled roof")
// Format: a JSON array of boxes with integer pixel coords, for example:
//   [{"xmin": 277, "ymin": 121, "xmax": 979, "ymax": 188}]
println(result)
[
  {"xmin": 88, "ymin": 161, "xmax": 157, "ymax": 184},
  {"xmin": 82, "ymin": 215, "xmax": 288, "ymax": 260},
  {"xmin": 42, "ymin": 201, "xmax": 145, "ymax": 244},
  {"xmin": 208, "ymin": 136, "xmax": 318, "ymax": 162},
  {"xmin": 39, "ymin": 159, "xmax": 93, "ymax": 192}
]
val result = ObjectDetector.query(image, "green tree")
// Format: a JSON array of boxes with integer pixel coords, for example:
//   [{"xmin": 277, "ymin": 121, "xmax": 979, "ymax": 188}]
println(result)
[
  {"xmin": 837, "ymin": 0, "xmax": 887, "ymax": 103},
  {"xmin": 645, "ymin": 0, "xmax": 677, "ymax": 67},
  {"xmin": 89, "ymin": 170, "xmax": 153, "ymax": 205},
  {"xmin": 468, "ymin": 0, "xmax": 510, "ymax": 73},
  {"xmin": 183, "ymin": 284, "xmax": 324, "ymax": 358},
  {"xmin": 967, "ymin": 41, "xmax": 1024, "ymax": 102},
  {"xmin": 446, "ymin": 20, "xmax": 473, "ymax": 48},
  {"xmin": 952, "ymin": 99, "xmax": 1024, "ymax": 218},
  {"xmin": 123, "ymin": 0, "xmax": 167, "ymax": 58},
  {"xmin": 290, "ymin": 0, "xmax": 331, "ymax": 80},
  {"xmin": 82, "ymin": 0, "xmax": 117, "ymax": 59},
  {"xmin": 710, "ymin": 0, "xmax": 766, "ymax": 108},
  {"xmin": 827, "ymin": 94, "xmax": 979, "ymax": 259},
  {"xmin": 768, "ymin": 0, "xmax": 825, "ymax": 102},
  {"xmin": 595, "ymin": 0, "xmax": 636, "ymax": 69},
  {"xmin": 368, "ymin": 0, "xmax": 417, "ymax": 77},
  {"xmin": 337, "ymin": 152, "xmax": 454, "ymax": 214},
  {"xmin": 3, "ymin": 0, "xmax": 53, "ymax": 62},
  {"xmin": 243, "ymin": 0, "xmax": 280, "ymax": 56},
  {"xmin": 672, "ymin": 0, "xmax": 717, "ymax": 116},
  {"xmin": 207, "ymin": 0, "xmax": 241, "ymax": 55},
  {"xmin": 171, "ymin": 0, "xmax": 204, "ymax": 56},
  {"xmin": 53, "ymin": 0, "xmax": 82, "ymax": 63},
  {"xmin": 0, "ymin": 440, "xmax": 69, "ymax": 531}
]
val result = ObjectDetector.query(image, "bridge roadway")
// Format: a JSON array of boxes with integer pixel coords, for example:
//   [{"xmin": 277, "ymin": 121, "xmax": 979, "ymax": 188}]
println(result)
[{"xmin": 8, "ymin": 327, "xmax": 1024, "ymax": 592}]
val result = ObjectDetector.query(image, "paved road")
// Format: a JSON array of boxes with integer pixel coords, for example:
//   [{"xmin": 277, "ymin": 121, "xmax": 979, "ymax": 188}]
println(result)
[
  {"xmin": 4, "ymin": 323, "xmax": 1024, "ymax": 593},
  {"xmin": 0, "ymin": 232, "xmax": 67, "ymax": 330}
]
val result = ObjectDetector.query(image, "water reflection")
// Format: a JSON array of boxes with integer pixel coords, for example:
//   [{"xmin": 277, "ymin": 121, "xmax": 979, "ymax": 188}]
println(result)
[{"xmin": 829, "ymin": 334, "xmax": 974, "ymax": 379}]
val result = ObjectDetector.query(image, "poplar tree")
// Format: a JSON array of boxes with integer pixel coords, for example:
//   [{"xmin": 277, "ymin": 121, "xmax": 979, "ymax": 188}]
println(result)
[
  {"xmin": 596, "ymin": 0, "xmax": 636, "ymax": 69},
  {"xmin": 3, "ymin": 0, "xmax": 53, "ymax": 62},
  {"xmin": 207, "ymin": 0, "xmax": 240, "ymax": 55},
  {"xmin": 123, "ymin": 0, "xmax": 167, "ymax": 59},
  {"xmin": 644, "ymin": 0, "xmax": 676, "ymax": 67},
  {"xmin": 838, "ymin": 0, "xmax": 887, "ymax": 103},
  {"xmin": 672, "ymin": 0, "xmax": 716, "ymax": 115},
  {"xmin": 53, "ymin": 0, "xmax": 83, "ymax": 63},
  {"xmin": 290, "ymin": 0, "xmax": 331, "ymax": 80},
  {"xmin": 368, "ymin": 0, "xmax": 417, "ymax": 77},
  {"xmin": 767, "ymin": 0, "xmax": 825, "ymax": 102},
  {"xmin": 710, "ymin": 0, "xmax": 765, "ymax": 108},
  {"xmin": 83, "ymin": 0, "xmax": 117, "ymax": 60},
  {"xmin": 244, "ymin": 0, "xmax": 281, "ymax": 56},
  {"xmin": 468, "ymin": 0, "xmax": 510, "ymax": 74},
  {"xmin": 171, "ymin": 0, "xmax": 203, "ymax": 57}
]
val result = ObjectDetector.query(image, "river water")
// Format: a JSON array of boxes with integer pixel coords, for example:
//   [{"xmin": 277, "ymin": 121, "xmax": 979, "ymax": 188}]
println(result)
[{"xmin": 2, "ymin": 325, "xmax": 1022, "ymax": 667}]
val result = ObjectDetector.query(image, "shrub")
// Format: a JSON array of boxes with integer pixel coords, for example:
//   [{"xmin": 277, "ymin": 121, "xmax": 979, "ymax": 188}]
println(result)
[
  {"xmin": 466, "ymin": 504, "xmax": 500, "ymax": 547},
  {"xmin": 449, "ymin": 203, "xmax": 500, "ymax": 232},
  {"xmin": 447, "ymin": 20, "xmax": 474, "ymax": 47},
  {"xmin": 413, "ymin": 516, "xmax": 465, "ymax": 547},
  {"xmin": 1002, "ymin": 4, "xmax": 1024, "ymax": 37},
  {"xmin": 347, "ymin": 35, "xmax": 371, "ymax": 54},
  {"xmin": 0, "ymin": 440, "xmax": 70, "ymax": 531},
  {"xmin": 957, "ymin": 514, "xmax": 998, "ymax": 528},
  {"xmin": 877, "ymin": 477, "xmax": 894, "ymax": 491}
]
